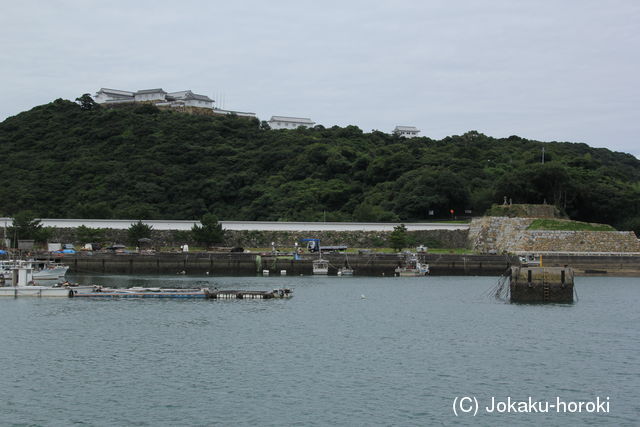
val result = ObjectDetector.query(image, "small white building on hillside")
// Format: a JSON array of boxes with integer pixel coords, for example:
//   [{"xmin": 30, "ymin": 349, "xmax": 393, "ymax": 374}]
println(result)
[
  {"xmin": 393, "ymin": 126, "xmax": 421, "ymax": 138},
  {"xmin": 268, "ymin": 116, "xmax": 315, "ymax": 129}
]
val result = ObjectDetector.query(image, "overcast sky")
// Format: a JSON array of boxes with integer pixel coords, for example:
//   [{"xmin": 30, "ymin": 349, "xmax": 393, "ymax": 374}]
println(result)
[{"xmin": 2, "ymin": 0, "xmax": 639, "ymax": 156}]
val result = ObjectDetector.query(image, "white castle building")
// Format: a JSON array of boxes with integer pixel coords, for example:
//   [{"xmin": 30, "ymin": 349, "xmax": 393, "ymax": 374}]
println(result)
[
  {"xmin": 267, "ymin": 116, "xmax": 316, "ymax": 129},
  {"xmin": 393, "ymin": 126, "xmax": 421, "ymax": 138},
  {"xmin": 93, "ymin": 88, "xmax": 255, "ymax": 117}
]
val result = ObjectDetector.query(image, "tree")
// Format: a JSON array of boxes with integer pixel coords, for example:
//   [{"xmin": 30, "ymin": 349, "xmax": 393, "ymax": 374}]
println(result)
[
  {"xmin": 75, "ymin": 93, "xmax": 99, "ymax": 111},
  {"xmin": 8, "ymin": 211, "xmax": 51, "ymax": 246},
  {"xmin": 76, "ymin": 225, "xmax": 105, "ymax": 244},
  {"xmin": 353, "ymin": 202, "xmax": 399, "ymax": 222},
  {"xmin": 191, "ymin": 214, "xmax": 224, "ymax": 248},
  {"xmin": 127, "ymin": 220, "xmax": 153, "ymax": 246},
  {"xmin": 388, "ymin": 224, "xmax": 408, "ymax": 252}
]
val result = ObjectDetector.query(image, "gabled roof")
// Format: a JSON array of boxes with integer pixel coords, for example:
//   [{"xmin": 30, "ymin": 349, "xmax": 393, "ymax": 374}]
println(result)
[
  {"xmin": 166, "ymin": 90, "xmax": 190, "ymax": 99},
  {"xmin": 167, "ymin": 90, "xmax": 214, "ymax": 102},
  {"xmin": 135, "ymin": 88, "xmax": 167, "ymax": 95},
  {"xmin": 186, "ymin": 92, "xmax": 213, "ymax": 102},
  {"xmin": 97, "ymin": 88, "xmax": 134, "ymax": 96},
  {"xmin": 394, "ymin": 126, "xmax": 420, "ymax": 132},
  {"xmin": 269, "ymin": 116, "xmax": 315, "ymax": 124}
]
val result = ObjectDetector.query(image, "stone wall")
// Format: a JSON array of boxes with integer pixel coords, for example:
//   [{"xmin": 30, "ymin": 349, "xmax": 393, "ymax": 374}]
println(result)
[
  {"xmin": 468, "ymin": 217, "xmax": 640, "ymax": 253},
  {"xmin": 518, "ymin": 230, "xmax": 640, "ymax": 253},
  {"xmin": 45, "ymin": 227, "xmax": 469, "ymax": 250},
  {"xmin": 467, "ymin": 217, "xmax": 533, "ymax": 253},
  {"xmin": 485, "ymin": 204, "xmax": 561, "ymax": 218}
]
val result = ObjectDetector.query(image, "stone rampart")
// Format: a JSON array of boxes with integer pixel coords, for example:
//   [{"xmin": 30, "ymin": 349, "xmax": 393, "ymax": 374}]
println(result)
[
  {"xmin": 517, "ymin": 230, "xmax": 640, "ymax": 253},
  {"xmin": 468, "ymin": 217, "xmax": 640, "ymax": 253},
  {"xmin": 485, "ymin": 204, "xmax": 561, "ymax": 218}
]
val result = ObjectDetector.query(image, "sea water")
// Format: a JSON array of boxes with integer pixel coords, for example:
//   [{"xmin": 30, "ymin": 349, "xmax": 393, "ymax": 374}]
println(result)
[{"xmin": 0, "ymin": 275, "xmax": 638, "ymax": 426}]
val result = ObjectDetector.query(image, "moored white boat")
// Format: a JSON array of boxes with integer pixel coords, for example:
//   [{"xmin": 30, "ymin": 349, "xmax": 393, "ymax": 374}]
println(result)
[
  {"xmin": 312, "ymin": 259, "xmax": 329, "ymax": 275},
  {"xmin": 0, "ymin": 261, "xmax": 74, "ymax": 297},
  {"xmin": 394, "ymin": 254, "xmax": 429, "ymax": 277},
  {"xmin": 1, "ymin": 260, "xmax": 69, "ymax": 283},
  {"xmin": 337, "ymin": 267, "xmax": 354, "ymax": 276}
]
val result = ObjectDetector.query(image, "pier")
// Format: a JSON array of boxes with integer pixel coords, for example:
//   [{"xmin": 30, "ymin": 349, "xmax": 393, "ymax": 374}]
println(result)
[
  {"xmin": 61, "ymin": 252, "xmax": 515, "ymax": 276},
  {"xmin": 509, "ymin": 266, "xmax": 575, "ymax": 303}
]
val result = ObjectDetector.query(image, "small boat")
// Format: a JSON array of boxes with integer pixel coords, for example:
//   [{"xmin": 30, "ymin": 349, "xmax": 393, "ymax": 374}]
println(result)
[
  {"xmin": 312, "ymin": 259, "xmax": 329, "ymax": 275},
  {"xmin": 0, "ymin": 261, "xmax": 74, "ymax": 297},
  {"xmin": 1, "ymin": 260, "xmax": 69, "ymax": 283},
  {"xmin": 394, "ymin": 254, "xmax": 430, "ymax": 277},
  {"xmin": 337, "ymin": 253, "xmax": 355, "ymax": 276},
  {"xmin": 518, "ymin": 253, "xmax": 542, "ymax": 267},
  {"xmin": 337, "ymin": 267, "xmax": 354, "ymax": 276},
  {"xmin": 33, "ymin": 262, "xmax": 69, "ymax": 281}
]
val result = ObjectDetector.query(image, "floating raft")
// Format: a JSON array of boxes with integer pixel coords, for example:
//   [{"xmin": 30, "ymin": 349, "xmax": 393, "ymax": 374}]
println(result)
[{"xmin": 72, "ymin": 287, "xmax": 292, "ymax": 300}]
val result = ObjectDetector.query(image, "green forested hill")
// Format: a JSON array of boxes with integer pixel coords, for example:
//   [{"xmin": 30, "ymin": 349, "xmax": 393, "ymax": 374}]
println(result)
[{"xmin": 1, "ymin": 98, "xmax": 639, "ymax": 230}]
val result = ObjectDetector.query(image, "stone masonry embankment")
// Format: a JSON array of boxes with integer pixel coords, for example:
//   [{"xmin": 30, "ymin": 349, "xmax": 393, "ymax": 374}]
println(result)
[
  {"xmin": 47, "ymin": 227, "xmax": 469, "ymax": 250},
  {"xmin": 468, "ymin": 217, "xmax": 640, "ymax": 254}
]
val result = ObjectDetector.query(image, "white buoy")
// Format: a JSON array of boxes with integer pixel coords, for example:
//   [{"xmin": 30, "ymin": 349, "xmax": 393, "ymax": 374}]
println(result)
[{"xmin": 361, "ymin": 294, "xmax": 366, "ymax": 299}]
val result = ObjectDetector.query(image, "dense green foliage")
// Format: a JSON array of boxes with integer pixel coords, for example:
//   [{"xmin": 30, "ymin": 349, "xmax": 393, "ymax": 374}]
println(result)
[
  {"xmin": 527, "ymin": 219, "xmax": 615, "ymax": 231},
  {"xmin": 388, "ymin": 224, "xmax": 409, "ymax": 252},
  {"xmin": 75, "ymin": 225, "xmax": 106, "ymax": 244},
  {"xmin": 127, "ymin": 220, "xmax": 153, "ymax": 246},
  {"xmin": 1, "ymin": 98, "xmax": 639, "ymax": 232},
  {"xmin": 191, "ymin": 213, "xmax": 224, "ymax": 247},
  {"xmin": 7, "ymin": 211, "xmax": 52, "ymax": 245}
]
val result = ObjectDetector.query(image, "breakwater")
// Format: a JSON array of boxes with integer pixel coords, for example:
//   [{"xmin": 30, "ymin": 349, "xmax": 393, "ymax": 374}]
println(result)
[
  {"xmin": 62, "ymin": 252, "xmax": 640, "ymax": 276},
  {"xmin": 64, "ymin": 252, "xmax": 514, "ymax": 276}
]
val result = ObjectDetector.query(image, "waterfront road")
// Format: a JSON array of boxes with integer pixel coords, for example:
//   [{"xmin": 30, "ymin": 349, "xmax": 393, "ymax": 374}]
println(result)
[{"xmin": 1, "ymin": 218, "xmax": 470, "ymax": 231}]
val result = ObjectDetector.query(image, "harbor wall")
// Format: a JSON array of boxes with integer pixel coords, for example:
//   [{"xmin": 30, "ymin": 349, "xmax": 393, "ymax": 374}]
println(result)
[
  {"xmin": 63, "ymin": 252, "xmax": 513, "ymax": 276},
  {"xmin": 61, "ymin": 252, "xmax": 640, "ymax": 277}
]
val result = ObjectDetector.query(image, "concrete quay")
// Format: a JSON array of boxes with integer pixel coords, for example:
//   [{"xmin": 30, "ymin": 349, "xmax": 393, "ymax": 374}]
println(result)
[{"xmin": 60, "ymin": 252, "xmax": 640, "ymax": 277}]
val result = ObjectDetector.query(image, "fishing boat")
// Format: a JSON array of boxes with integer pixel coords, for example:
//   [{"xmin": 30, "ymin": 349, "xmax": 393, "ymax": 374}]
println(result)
[
  {"xmin": 394, "ymin": 254, "xmax": 430, "ymax": 277},
  {"xmin": 518, "ymin": 253, "xmax": 542, "ymax": 267},
  {"xmin": 337, "ymin": 252, "xmax": 354, "ymax": 276},
  {"xmin": 337, "ymin": 267, "xmax": 354, "ymax": 276},
  {"xmin": 0, "ymin": 261, "xmax": 74, "ymax": 297},
  {"xmin": 312, "ymin": 259, "xmax": 329, "ymax": 275},
  {"xmin": 1, "ymin": 260, "xmax": 69, "ymax": 283}
]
